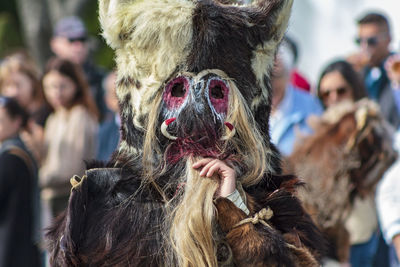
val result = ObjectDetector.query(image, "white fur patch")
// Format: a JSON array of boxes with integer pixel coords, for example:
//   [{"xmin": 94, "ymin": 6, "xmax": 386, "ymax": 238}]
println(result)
[
  {"xmin": 250, "ymin": 0, "xmax": 294, "ymax": 110},
  {"xmin": 250, "ymin": 41, "xmax": 276, "ymax": 110},
  {"xmin": 99, "ymin": 0, "xmax": 196, "ymax": 128}
]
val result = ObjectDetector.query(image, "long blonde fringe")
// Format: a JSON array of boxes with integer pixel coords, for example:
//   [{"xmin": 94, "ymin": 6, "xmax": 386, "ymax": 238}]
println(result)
[
  {"xmin": 224, "ymin": 80, "xmax": 270, "ymax": 186},
  {"xmin": 167, "ymin": 157, "xmax": 219, "ymax": 267}
]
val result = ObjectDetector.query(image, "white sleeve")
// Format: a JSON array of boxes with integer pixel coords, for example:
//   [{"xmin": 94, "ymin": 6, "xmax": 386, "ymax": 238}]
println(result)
[
  {"xmin": 226, "ymin": 189, "xmax": 250, "ymax": 215},
  {"xmin": 376, "ymin": 160, "xmax": 400, "ymax": 244}
]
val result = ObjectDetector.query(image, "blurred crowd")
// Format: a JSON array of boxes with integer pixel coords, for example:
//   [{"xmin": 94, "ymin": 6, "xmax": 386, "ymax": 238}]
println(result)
[
  {"xmin": 0, "ymin": 16, "xmax": 119, "ymax": 267},
  {"xmin": 0, "ymin": 9, "xmax": 399, "ymax": 267}
]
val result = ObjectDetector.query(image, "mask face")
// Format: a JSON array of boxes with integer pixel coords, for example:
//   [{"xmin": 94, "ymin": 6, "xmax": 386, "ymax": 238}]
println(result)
[
  {"xmin": 99, "ymin": 0, "xmax": 293, "ymax": 158},
  {"xmin": 160, "ymin": 71, "xmax": 229, "ymax": 150}
]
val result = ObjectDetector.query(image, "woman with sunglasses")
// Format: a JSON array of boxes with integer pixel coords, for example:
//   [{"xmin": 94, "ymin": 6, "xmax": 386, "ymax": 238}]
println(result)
[
  {"xmin": 0, "ymin": 97, "xmax": 41, "ymax": 267},
  {"xmin": 317, "ymin": 60, "xmax": 367, "ymax": 109},
  {"xmin": 316, "ymin": 60, "xmax": 384, "ymax": 267}
]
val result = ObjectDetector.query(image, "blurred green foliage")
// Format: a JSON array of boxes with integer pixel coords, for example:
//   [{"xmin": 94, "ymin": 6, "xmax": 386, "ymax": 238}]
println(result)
[
  {"xmin": 0, "ymin": 1, "xmax": 24, "ymax": 58},
  {"xmin": 82, "ymin": 0, "xmax": 115, "ymax": 70}
]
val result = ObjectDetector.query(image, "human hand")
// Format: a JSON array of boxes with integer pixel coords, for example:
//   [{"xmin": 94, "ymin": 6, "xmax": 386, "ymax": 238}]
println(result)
[
  {"xmin": 192, "ymin": 158, "xmax": 236, "ymax": 197},
  {"xmin": 347, "ymin": 52, "xmax": 370, "ymax": 72},
  {"xmin": 385, "ymin": 54, "xmax": 400, "ymax": 88}
]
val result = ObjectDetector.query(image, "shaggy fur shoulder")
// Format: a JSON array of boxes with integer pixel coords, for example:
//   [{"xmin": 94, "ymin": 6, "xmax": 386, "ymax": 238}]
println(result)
[
  {"xmin": 46, "ymin": 167, "xmax": 166, "ymax": 266},
  {"xmin": 47, "ymin": 169, "xmax": 324, "ymax": 266}
]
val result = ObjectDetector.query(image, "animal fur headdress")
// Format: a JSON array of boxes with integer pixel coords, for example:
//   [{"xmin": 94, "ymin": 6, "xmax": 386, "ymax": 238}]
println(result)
[{"xmin": 99, "ymin": 0, "xmax": 293, "ymax": 166}]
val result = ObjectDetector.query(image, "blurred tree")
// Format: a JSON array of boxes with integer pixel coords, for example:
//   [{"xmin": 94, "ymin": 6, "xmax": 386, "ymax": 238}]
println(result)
[
  {"xmin": 0, "ymin": 13, "xmax": 23, "ymax": 57},
  {"xmin": 15, "ymin": 0, "xmax": 53, "ymax": 68},
  {"xmin": 82, "ymin": 0, "xmax": 114, "ymax": 70},
  {"xmin": 0, "ymin": 1, "xmax": 24, "ymax": 59}
]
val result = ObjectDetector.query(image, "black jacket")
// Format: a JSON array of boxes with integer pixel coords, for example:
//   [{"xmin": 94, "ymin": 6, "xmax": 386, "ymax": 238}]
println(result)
[{"xmin": 0, "ymin": 136, "xmax": 40, "ymax": 267}]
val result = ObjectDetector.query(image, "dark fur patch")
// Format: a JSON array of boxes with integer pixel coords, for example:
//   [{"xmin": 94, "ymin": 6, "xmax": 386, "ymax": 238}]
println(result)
[
  {"xmin": 117, "ymin": 76, "xmax": 141, "ymax": 89},
  {"xmin": 118, "ymin": 93, "xmax": 144, "ymax": 149},
  {"xmin": 186, "ymin": 1, "xmax": 285, "ymax": 169}
]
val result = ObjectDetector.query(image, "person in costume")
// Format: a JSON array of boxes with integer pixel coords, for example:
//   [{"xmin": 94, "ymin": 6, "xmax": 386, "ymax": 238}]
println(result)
[
  {"xmin": 47, "ymin": 0, "xmax": 325, "ymax": 266},
  {"xmin": 286, "ymin": 98, "xmax": 396, "ymax": 265}
]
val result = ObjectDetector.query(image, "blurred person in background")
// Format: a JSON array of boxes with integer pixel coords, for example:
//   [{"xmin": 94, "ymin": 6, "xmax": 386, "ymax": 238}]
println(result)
[
  {"xmin": 347, "ymin": 12, "xmax": 400, "ymax": 128},
  {"xmin": 0, "ymin": 97, "xmax": 40, "ymax": 267},
  {"xmin": 0, "ymin": 52, "xmax": 51, "ymax": 161},
  {"xmin": 50, "ymin": 16, "xmax": 107, "ymax": 121},
  {"xmin": 97, "ymin": 71, "xmax": 120, "ymax": 161},
  {"xmin": 284, "ymin": 35, "xmax": 311, "ymax": 92},
  {"xmin": 385, "ymin": 54, "xmax": 400, "ymax": 115},
  {"xmin": 376, "ymin": 146, "xmax": 400, "ymax": 267},
  {"xmin": 40, "ymin": 58, "xmax": 98, "ymax": 219},
  {"xmin": 317, "ymin": 60, "xmax": 367, "ymax": 109},
  {"xmin": 316, "ymin": 60, "xmax": 387, "ymax": 267},
  {"xmin": 270, "ymin": 38, "xmax": 323, "ymax": 156}
]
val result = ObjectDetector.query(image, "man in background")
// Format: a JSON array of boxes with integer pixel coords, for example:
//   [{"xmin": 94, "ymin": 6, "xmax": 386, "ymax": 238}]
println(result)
[
  {"xmin": 348, "ymin": 12, "xmax": 400, "ymax": 128},
  {"xmin": 50, "ymin": 16, "xmax": 107, "ymax": 121},
  {"xmin": 270, "ymin": 37, "xmax": 323, "ymax": 156}
]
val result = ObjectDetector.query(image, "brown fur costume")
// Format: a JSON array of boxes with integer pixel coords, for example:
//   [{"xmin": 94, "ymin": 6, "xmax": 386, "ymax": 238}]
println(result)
[
  {"xmin": 285, "ymin": 99, "xmax": 397, "ymax": 262},
  {"xmin": 46, "ymin": 0, "xmax": 324, "ymax": 266}
]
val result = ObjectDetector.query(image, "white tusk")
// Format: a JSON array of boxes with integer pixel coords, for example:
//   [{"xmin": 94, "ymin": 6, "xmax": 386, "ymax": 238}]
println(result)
[
  {"xmin": 221, "ymin": 122, "xmax": 236, "ymax": 141},
  {"xmin": 161, "ymin": 118, "xmax": 178, "ymax": 140}
]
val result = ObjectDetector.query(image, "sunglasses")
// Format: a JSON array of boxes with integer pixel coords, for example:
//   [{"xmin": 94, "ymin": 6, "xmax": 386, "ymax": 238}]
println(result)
[
  {"xmin": 320, "ymin": 87, "xmax": 349, "ymax": 100},
  {"xmin": 68, "ymin": 37, "xmax": 87, "ymax": 43},
  {"xmin": 355, "ymin": 34, "xmax": 387, "ymax": 47}
]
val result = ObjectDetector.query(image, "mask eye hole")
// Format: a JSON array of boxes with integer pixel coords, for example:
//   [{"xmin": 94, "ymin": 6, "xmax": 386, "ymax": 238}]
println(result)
[
  {"xmin": 210, "ymin": 84, "xmax": 224, "ymax": 99},
  {"xmin": 171, "ymin": 82, "xmax": 186, "ymax": 97},
  {"xmin": 208, "ymin": 79, "xmax": 229, "ymax": 114},
  {"xmin": 163, "ymin": 76, "xmax": 189, "ymax": 109}
]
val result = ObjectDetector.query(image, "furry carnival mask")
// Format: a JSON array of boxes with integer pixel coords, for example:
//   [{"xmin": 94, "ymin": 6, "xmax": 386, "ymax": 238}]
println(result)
[
  {"xmin": 47, "ymin": 1, "xmax": 325, "ymax": 266},
  {"xmin": 99, "ymin": 0, "xmax": 292, "ymax": 166}
]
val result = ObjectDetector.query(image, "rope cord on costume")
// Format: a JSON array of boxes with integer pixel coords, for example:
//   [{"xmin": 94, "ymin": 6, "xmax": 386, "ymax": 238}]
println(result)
[
  {"xmin": 233, "ymin": 207, "xmax": 274, "ymax": 229},
  {"xmin": 232, "ymin": 207, "xmax": 310, "ymax": 256}
]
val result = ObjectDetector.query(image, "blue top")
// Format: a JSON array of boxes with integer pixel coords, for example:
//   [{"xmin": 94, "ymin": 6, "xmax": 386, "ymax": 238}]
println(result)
[
  {"xmin": 270, "ymin": 85, "xmax": 323, "ymax": 156},
  {"xmin": 97, "ymin": 114, "xmax": 120, "ymax": 161}
]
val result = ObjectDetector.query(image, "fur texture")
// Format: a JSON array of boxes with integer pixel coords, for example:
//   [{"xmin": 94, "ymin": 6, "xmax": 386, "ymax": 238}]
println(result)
[{"xmin": 285, "ymin": 99, "xmax": 397, "ymax": 262}]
